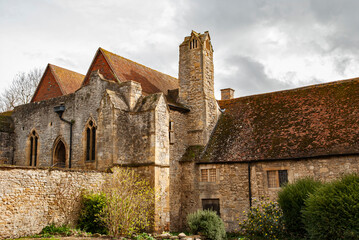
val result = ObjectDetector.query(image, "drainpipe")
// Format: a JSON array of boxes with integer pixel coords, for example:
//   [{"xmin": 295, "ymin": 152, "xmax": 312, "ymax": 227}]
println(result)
[
  {"xmin": 54, "ymin": 104, "xmax": 73, "ymax": 168},
  {"xmin": 248, "ymin": 162, "xmax": 252, "ymax": 208}
]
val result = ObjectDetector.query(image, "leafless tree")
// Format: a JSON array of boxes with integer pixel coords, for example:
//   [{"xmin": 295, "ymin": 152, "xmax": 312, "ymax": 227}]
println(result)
[{"xmin": 1, "ymin": 67, "xmax": 43, "ymax": 112}]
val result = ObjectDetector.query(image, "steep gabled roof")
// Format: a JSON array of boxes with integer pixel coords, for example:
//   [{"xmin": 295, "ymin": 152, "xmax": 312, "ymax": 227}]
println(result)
[
  {"xmin": 31, "ymin": 64, "xmax": 84, "ymax": 102},
  {"xmin": 82, "ymin": 48, "xmax": 179, "ymax": 95},
  {"xmin": 202, "ymin": 78, "xmax": 359, "ymax": 163},
  {"xmin": 49, "ymin": 64, "xmax": 84, "ymax": 94}
]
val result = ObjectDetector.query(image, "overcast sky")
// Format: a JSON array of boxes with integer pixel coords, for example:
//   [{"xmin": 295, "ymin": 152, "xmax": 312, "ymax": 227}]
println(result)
[{"xmin": 1, "ymin": 0, "xmax": 359, "ymax": 99}]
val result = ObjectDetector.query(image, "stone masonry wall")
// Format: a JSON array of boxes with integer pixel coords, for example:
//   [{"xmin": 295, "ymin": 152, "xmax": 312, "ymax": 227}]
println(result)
[
  {"xmin": 0, "ymin": 132, "xmax": 14, "ymax": 164},
  {"xmin": 181, "ymin": 155, "xmax": 359, "ymax": 232},
  {"xmin": 12, "ymin": 73, "xmax": 121, "ymax": 169},
  {"xmin": 168, "ymin": 110, "xmax": 188, "ymax": 231},
  {"xmin": 0, "ymin": 166, "xmax": 107, "ymax": 239},
  {"xmin": 251, "ymin": 155, "xmax": 359, "ymax": 201}
]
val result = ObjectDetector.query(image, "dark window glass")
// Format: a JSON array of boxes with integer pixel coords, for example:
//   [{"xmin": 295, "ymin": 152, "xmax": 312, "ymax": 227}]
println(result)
[
  {"xmin": 30, "ymin": 137, "xmax": 33, "ymax": 166},
  {"xmin": 202, "ymin": 199, "xmax": 220, "ymax": 216},
  {"xmin": 86, "ymin": 127, "xmax": 91, "ymax": 161},
  {"xmin": 34, "ymin": 136, "xmax": 38, "ymax": 166},
  {"xmin": 91, "ymin": 127, "xmax": 96, "ymax": 161},
  {"xmin": 279, "ymin": 170, "xmax": 288, "ymax": 187}
]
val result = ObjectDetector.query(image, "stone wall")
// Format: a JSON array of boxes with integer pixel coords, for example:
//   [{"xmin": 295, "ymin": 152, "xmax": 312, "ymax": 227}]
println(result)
[
  {"xmin": 0, "ymin": 132, "xmax": 14, "ymax": 165},
  {"xmin": 180, "ymin": 155, "xmax": 359, "ymax": 232},
  {"xmin": 178, "ymin": 32, "xmax": 219, "ymax": 146},
  {"xmin": 0, "ymin": 114, "xmax": 14, "ymax": 164},
  {"xmin": 12, "ymin": 73, "xmax": 121, "ymax": 169},
  {"xmin": 168, "ymin": 110, "xmax": 188, "ymax": 231},
  {"xmin": 251, "ymin": 155, "xmax": 359, "ymax": 201},
  {"xmin": 0, "ymin": 166, "xmax": 107, "ymax": 239}
]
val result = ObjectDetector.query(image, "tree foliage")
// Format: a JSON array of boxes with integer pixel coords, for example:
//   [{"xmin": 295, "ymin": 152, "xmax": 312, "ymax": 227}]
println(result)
[
  {"xmin": 0, "ymin": 67, "xmax": 43, "ymax": 111},
  {"xmin": 302, "ymin": 174, "xmax": 359, "ymax": 239},
  {"xmin": 99, "ymin": 168, "xmax": 155, "ymax": 237},
  {"xmin": 277, "ymin": 177, "xmax": 322, "ymax": 238}
]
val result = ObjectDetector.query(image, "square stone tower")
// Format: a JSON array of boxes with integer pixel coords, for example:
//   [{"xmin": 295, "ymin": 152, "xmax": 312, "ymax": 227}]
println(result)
[{"xmin": 179, "ymin": 30, "xmax": 220, "ymax": 146}]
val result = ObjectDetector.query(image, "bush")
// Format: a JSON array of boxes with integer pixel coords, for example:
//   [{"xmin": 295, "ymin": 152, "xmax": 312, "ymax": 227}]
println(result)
[
  {"xmin": 99, "ymin": 168, "xmax": 155, "ymax": 237},
  {"xmin": 77, "ymin": 191, "xmax": 108, "ymax": 234},
  {"xmin": 277, "ymin": 177, "xmax": 322, "ymax": 238},
  {"xmin": 40, "ymin": 224, "xmax": 71, "ymax": 236},
  {"xmin": 187, "ymin": 209, "xmax": 226, "ymax": 240},
  {"xmin": 239, "ymin": 199, "xmax": 284, "ymax": 240},
  {"xmin": 302, "ymin": 174, "xmax": 359, "ymax": 239}
]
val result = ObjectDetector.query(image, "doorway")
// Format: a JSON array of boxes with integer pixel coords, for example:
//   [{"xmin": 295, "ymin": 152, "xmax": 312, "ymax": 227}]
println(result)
[{"xmin": 54, "ymin": 140, "xmax": 66, "ymax": 168}]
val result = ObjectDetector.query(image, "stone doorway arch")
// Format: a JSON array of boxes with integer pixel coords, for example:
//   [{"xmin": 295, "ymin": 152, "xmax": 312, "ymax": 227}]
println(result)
[{"xmin": 53, "ymin": 138, "xmax": 67, "ymax": 168}]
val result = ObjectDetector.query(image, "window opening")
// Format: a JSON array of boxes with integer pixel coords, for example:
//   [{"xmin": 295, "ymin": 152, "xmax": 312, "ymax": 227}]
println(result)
[
  {"xmin": 86, "ymin": 120, "xmax": 97, "ymax": 161},
  {"xmin": 54, "ymin": 140, "xmax": 66, "ymax": 168},
  {"xmin": 29, "ymin": 130, "xmax": 39, "ymax": 166},
  {"xmin": 202, "ymin": 199, "xmax": 220, "ymax": 216},
  {"xmin": 267, "ymin": 170, "xmax": 288, "ymax": 188},
  {"xmin": 201, "ymin": 168, "xmax": 217, "ymax": 182}
]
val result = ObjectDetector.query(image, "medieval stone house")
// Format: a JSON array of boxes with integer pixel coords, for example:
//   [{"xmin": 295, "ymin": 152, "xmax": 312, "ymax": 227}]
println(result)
[{"xmin": 1, "ymin": 30, "xmax": 359, "ymax": 232}]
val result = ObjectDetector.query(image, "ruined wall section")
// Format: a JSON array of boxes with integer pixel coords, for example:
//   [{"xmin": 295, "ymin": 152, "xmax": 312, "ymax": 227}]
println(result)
[
  {"xmin": 0, "ymin": 166, "xmax": 107, "ymax": 239},
  {"xmin": 12, "ymin": 73, "xmax": 121, "ymax": 169},
  {"xmin": 13, "ymin": 93, "xmax": 76, "ymax": 167},
  {"xmin": 0, "ymin": 114, "xmax": 14, "ymax": 164}
]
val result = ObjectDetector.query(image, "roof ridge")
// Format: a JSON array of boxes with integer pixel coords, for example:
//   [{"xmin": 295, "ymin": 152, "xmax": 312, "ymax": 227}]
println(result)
[
  {"xmin": 99, "ymin": 47, "xmax": 178, "ymax": 81},
  {"xmin": 48, "ymin": 63, "xmax": 85, "ymax": 76},
  {"xmin": 219, "ymin": 77, "xmax": 359, "ymax": 102}
]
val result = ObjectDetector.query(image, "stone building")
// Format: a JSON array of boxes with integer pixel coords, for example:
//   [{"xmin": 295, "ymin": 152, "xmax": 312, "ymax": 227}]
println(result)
[{"xmin": 1, "ymin": 30, "xmax": 359, "ymax": 232}]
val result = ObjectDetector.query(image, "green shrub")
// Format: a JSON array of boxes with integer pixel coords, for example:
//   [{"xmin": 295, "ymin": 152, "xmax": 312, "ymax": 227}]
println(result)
[
  {"xmin": 77, "ymin": 191, "xmax": 108, "ymax": 234},
  {"xmin": 40, "ymin": 224, "xmax": 71, "ymax": 236},
  {"xmin": 134, "ymin": 232, "xmax": 155, "ymax": 240},
  {"xmin": 239, "ymin": 199, "xmax": 285, "ymax": 240},
  {"xmin": 187, "ymin": 209, "xmax": 226, "ymax": 240},
  {"xmin": 277, "ymin": 177, "xmax": 322, "ymax": 238},
  {"xmin": 302, "ymin": 174, "xmax": 359, "ymax": 239}
]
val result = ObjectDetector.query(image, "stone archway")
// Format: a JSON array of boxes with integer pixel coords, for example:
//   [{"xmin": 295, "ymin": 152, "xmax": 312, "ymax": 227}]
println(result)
[{"xmin": 53, "ymin": 140, "xmax": 66, "ymax": 168}]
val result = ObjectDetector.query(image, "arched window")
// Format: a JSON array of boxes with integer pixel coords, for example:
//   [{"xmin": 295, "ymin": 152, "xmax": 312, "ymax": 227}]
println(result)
[
  {"xmin": 29, "ymin": 130, "xmax": 39, "ymax": 166},
  {"xmin": 85, "ymin": 120, "xmax": 96, "ymax": 161}
]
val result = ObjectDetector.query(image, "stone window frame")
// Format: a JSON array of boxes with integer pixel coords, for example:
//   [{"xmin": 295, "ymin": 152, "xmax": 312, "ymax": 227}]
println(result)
[
  {"xmin": 200, "ymin": 166, "xmax": 218, "ymax": 183},
  {"xmin": 27, "ymin": 129, "xmax": 39, "ymax": 167},
  {"xmin": 266, "ymin": 168, "xmax": 288, "ymax": 188},
  {"xmin": 84, "ymin": 118, "xmax": 97, "ymax": 162}
]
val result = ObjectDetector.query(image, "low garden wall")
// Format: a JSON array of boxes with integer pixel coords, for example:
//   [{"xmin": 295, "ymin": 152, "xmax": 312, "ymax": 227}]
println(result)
[{"xmin": 0, "ymin": 165, "xmax": 107, "ymax": 239}]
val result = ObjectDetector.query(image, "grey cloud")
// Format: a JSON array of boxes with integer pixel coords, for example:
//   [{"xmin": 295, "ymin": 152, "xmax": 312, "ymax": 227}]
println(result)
[{"xmin": 216, "ymin": 55, "xmax": 294, "ymax": 97}]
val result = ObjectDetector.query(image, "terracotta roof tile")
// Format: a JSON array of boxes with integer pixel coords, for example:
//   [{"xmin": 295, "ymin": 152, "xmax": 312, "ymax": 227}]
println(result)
[
  {"xmin": 202, "ymin": 78, "xmax": 359, "ymax": 162},
  {"xmin": 99, "ymin": 48, "xmax": 179, "ymax": 94},
  {"xmin": 49, "ymin": 64, "xmax": 84, "ymax": 94}
]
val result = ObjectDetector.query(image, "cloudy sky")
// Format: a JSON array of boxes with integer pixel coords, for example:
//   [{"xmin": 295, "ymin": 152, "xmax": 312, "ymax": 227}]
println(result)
[{"xmin": 1, "ymin": 0, "xmax": 359, "ymax": 99}]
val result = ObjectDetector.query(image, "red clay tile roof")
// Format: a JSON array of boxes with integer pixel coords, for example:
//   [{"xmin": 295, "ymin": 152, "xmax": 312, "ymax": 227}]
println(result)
[
  {"xmin": 49, "ymin": 64, "xmax": 84, "ymax": 94},
  {"xmin": 202, "ymin": 78, "xmax": 359, "ymax": 162},
  {"xmin": 82, "ymin": 48, "xmax": 179, "ymax": 95},
  {"xmin": 31, "ymin": 64, "xmax": 84, "ymax": 102}
]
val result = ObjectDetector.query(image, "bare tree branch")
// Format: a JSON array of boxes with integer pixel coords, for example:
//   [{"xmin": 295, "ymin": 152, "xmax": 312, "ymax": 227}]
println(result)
[{"xmin": 0, "ymin": 67, "xmax": 43, "ymax": 112}]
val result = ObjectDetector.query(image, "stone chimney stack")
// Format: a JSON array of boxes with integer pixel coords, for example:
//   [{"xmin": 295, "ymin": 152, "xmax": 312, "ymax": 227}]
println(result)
[{"xmin": 220, "ymin": 88, "xmax": 235, "ymax": 100}]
